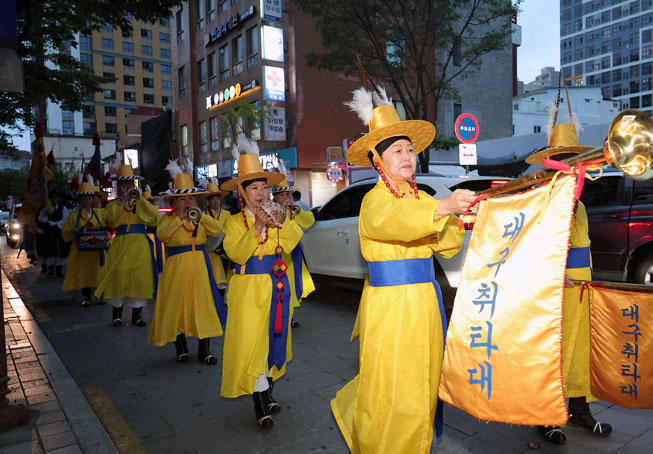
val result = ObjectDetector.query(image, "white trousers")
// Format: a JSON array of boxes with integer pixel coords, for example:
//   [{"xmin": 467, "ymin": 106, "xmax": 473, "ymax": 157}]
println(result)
[{"xmin": 107, "ymin": 297, "xmax": 146, "ymax": 308}]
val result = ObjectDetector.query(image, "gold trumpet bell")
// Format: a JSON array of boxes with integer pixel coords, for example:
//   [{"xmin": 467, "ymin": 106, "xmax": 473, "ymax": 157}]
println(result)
[{"xmin": 606, "ymin": 109, "xmax": 653, "ymax": 181}]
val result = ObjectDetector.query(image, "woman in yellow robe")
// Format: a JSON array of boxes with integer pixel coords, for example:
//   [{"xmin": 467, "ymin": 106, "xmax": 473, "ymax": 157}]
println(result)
[
  {"xmin": 331, "ymin": 91, "xmax": 475, "ymax": 454},
  {"xmin": 271, "ymin": 178, "xmax": 316, "ymax": 327},
  {"xmin": 62, "ymin": 181, "xmax": 106, "ymax": 306},
  {"xmin": 220, "ymin": 141, "xmax": 303, "ymax": 430},
  {"xmin": 147, "ymin": 167, "xmax": 226, "ymax": 364},
  {"xmin": 202, "ymin": 179, "xmax": 230, "ymax": 289},
  {"xmin": 94, "ymin": 165, "xmax": 161, "ymax": 327}
]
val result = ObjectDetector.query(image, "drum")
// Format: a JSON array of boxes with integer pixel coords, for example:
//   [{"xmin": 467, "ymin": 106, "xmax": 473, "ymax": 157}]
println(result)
[{"xmin": 76, "ymin": 229, "xmax": 112, "ymax": 250}]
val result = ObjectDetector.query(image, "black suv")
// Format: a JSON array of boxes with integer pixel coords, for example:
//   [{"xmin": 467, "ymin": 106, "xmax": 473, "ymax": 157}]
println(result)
[{"xmin": 580, "ymin": 169, "xmax": 653, "ymax": 285}]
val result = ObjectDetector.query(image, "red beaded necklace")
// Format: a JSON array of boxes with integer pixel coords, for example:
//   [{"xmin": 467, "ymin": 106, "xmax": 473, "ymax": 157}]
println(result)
[{"xmin": 373, "ymin": 157, "xmax": 420, "ymax": 199}]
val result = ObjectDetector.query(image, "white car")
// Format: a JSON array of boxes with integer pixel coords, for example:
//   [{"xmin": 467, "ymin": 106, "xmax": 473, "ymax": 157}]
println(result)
[{"xmin": 300, "ymin": 175, "xmax": 509, "ymax": 304}]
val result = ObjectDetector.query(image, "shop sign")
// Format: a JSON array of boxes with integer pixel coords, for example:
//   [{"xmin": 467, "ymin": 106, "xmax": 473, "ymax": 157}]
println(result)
[
  {"xmin": 263, "ymin": 66, "xmax": 285, "ymax": 101},
  {"xmin": 205, "ymin": 6, "xmax": 255, "ymax": 46},
  {"xmin": 232, "ymin": 147, "xmax": 297, "ymax": 174},
  {"xmin": 265, "ymin": 106, "xmax": 286, "ymax": 141},
  {"xmin": 326, "ymin": 164, "xmax": 344, "ymax": 182},
  {"xmin": 261, "ymin": 0, "xmax": 282, "ymax": 22},
  {"xmin": 327, "ymin": 146, "xmax": 343, "ymax": 162},
  {"xmin": 206, "ymin": 80, "xmax": 258, "ymax": 109},
  {"xmin": 261, "ymin": 25, "xmax": 284, "ymax": 62}
]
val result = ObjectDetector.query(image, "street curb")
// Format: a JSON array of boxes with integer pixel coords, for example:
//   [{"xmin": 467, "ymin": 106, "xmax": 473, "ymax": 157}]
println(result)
[{"xmin": 2, "ymin": 269, "xmax": 117, "ymax": 454}]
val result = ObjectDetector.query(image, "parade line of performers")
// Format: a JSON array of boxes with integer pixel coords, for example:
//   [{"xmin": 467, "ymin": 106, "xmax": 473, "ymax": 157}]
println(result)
[{"xmin": 26, "ymin": 89, "xmax": 613, "ymax": 452}]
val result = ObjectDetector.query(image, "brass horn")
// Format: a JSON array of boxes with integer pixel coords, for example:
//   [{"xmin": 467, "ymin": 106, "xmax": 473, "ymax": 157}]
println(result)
[
  {"xmin": 187, "ymin": 206, "xmax": 202, "ymax": 223},
  {"xmin": 479, "ymin": 109, "xmax": 653, "ymax": 197},
  {"xmin": 128, "ymin": 188, "xmax": 141, "ymax": 201}
]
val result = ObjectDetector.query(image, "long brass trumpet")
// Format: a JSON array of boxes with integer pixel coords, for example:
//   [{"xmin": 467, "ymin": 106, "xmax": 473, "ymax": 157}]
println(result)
[
  {"xmin": 187, "ymin": 206, "xmax": 202, "ymax": 223},
  {"xmin": 479, "ymin": 109, "xmax": 653, "ymax": 198}
]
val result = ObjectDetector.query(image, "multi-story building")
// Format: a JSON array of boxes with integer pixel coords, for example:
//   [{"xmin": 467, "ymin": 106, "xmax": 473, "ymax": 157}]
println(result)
[
  {"xmin": 36, "ymin": 16, "xmax": 174, "ymax": 172},
  {"xmin": 560, "ymin": 0, "xmax": 653, "ymax": 114}
]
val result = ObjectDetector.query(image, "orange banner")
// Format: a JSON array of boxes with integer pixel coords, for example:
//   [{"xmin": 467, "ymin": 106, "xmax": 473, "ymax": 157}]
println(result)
[
  {"xmin": 439, "ymin": 176, "xmax": 577, "ymax": 427},
  {"xmin": 589, "ymin": 286, "xmax": 653, "ymax": 408}
]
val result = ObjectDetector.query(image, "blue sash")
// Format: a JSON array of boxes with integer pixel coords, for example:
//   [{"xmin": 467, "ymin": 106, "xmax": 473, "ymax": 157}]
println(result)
[
  {"xmin": 235, "ymin": 255, "xmax": 291, "ymax": 370},
  {"xmin": 115, "ymin": 224, "xmax": 159, "ymax": 297},
  {"xmin": 567, "ymin": 246, "xmax": 590, "ymax": 269},
  {"xmin": 367, "ymin": 257, "xmax": 447, "ymax": 439},
  {"xmin": 167, "ymin": 244, "xmax": 227, "ymax": 328},
  {"xmin": 146, "ymin": 226, "xmax": 164, "ymax": 274},
  {"xmin": 291, "ymin": 245, "xmax": 304, "ymax": 300}
]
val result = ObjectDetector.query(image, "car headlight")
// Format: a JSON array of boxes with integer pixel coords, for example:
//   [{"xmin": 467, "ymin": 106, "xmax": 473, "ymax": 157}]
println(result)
[
  {"xmin": 11, "ymin": 234, "xmax": 19, "ymax": 240},
  {"xmin": 12, "ymin": 223, "xmax": 20, "ymax": 229}
]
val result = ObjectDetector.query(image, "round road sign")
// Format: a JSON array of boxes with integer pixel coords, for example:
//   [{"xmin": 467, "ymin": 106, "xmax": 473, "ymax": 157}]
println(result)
[{"xmin": 455, "ymin": 113, "xmax": 480, "ymax": 144}]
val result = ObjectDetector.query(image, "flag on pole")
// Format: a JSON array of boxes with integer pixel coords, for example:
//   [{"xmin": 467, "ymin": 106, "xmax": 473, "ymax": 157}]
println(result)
[
  {"xmin": 439, "ymin": 175, "xmax": 577, "ymax": 427},
  {"xmin": 85, "ymin": 132, "xmax": 102, "ymax": 183},
  {"xmin": 17, "ymin": 123, "xmax": 54, "ymax": 230}
]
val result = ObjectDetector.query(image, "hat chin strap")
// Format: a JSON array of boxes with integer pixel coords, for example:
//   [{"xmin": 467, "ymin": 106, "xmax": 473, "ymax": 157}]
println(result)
[
  {"xmin": 237, "ymin": 183, "xmax": 255, "ymax": 211},
  {"xmin": 371, "ymin": 147, "xmax": 413, "ymax": 198}
]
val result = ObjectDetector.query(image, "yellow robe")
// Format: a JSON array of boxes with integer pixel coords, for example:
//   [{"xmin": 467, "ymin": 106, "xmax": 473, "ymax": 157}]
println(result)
[
  {"xmin": 147, "ymin": 214, "xmax": 224, "ymax": 346},
  {"xmin": 61, "ymin": 208, "xmax": 105, "ymax": 291},
  {"xmin": 220, "ymin": 211, "xmax": 303, "ymax": 398},
  {"xmin": 205, "ymin": 208, "xmax": 230, "ymax": 287},
  {"xmin": 94, "ymin": 198, "xmax": 161, "ymax": 300},
  {"xmin": 282, "ymin": 209, "xmax": 316, "ymax": 309},
  {"xmin": 331, "ymin": 181, "xmax": 465, "ymax": 454},
  {"xmin": 562, "ymin": 201, "xmax": 596, "ymax": 400}
]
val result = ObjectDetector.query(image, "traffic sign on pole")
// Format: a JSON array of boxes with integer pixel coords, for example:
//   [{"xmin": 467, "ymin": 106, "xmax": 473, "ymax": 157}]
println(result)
[{"xmin": 455, "ymin": 113, "xmax": 480, "ymax": 144}]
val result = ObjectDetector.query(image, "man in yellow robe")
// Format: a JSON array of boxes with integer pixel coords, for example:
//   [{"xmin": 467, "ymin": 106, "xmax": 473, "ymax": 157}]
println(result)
[
  {"xmin": 201, "ymin": 178, "xmax": 230, "ymax": 293},
  {"xmin": 94, "ymin": 165, "xmax": 161, "ymax": 327}
]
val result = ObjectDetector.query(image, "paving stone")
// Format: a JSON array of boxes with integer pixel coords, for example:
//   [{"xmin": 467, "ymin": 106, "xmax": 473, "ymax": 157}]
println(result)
[
  {"xmin": 25, "ymin": 385, "xmax": 53, "ymax": 397},
  {"xmin": 47, "ymin": 443, "xmax": 83, "ymax": 454},
  {"xmin": 37, "ymin": 420, "xmax": 73, "ymax": 437},
  {"xmin": 40, "ymin": 430, "xmax": 78, "ymax": 451},
  {"xmin": 36, "ymin": 409, "xmax": 67, "ymax": 425},
  {"xmin": 27, "ymin": 390, "xmax": 57, "ymax": 405}
]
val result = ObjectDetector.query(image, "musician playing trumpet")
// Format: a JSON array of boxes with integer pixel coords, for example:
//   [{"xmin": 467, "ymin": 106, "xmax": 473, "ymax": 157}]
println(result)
[
  {"xmin": 220, "ymin": 140, "xmax": 304, "ymax": 430},
  {"xmin": 147, "ymin": 162, "xmax": 226, "ymax": 366},
  {"xmin": 62, "ymin": 178, "xmax": 106, "ymax": 307},
  {"xmin": 271, "ymin": 178, "xmax": 316, "ymax": 328}
]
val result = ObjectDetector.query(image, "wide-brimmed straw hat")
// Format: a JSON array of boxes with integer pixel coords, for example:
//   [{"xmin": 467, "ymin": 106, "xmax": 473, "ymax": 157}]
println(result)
[
  {"xmin": 271, "ymin": 177, "xmax": 296, "ymax": 194},
  {"xmin": 221, "ymin": 140, "xmax": 284, "ymax": 192},
  {"xmin": 345, "ymin": 88, "xmax": 435, "ymax": 167},
  {"xmin": 111, "ymin": 164, "xmax": 144, "ymax": 181},
  {"xmin": 93, "ymin": 185, "xmax": 108, "ymax": 200},
  {"xmin": 76, "ymin": 181, "xmax": 95, "ymax": 195},
  {"xmin": 163, "ymin": 161, "xmax": 206, "ymax": 199},
  {"xmin": 525, "ymin": 124, "xmax": 594, "ymax": 165},
  {"xmin": 200, "ymin": 179, "xmax": 229, "ymax": 199}
]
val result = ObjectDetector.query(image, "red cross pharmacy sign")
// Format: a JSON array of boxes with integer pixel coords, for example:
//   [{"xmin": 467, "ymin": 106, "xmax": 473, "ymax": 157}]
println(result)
[{"xmin": 455, "ymin": 113, "xmax": 480, "ymax": 144}]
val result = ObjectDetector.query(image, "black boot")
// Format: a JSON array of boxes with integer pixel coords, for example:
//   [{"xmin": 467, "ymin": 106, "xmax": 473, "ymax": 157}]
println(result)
[
  {"xmin": 538, "ymin": 425, "xmax": 566, "ymax": 445},
  {"xmin": 47, "ymin": 265, "xmax": 54, "ymax": 275},
  {"xmin": 55, "ymin": 265, "xmax": 64, "ymax": 277},
  {"xmin": 112, "ymin": 306, "xmax": 123, "ymax": 327},
  {"xmin": 262, "ymin": 377, "xmax": 281, "ymax": 414},
  {"xmin": 175, "ymin": 334, "xmax": 189, "ymax": 362},
  {"xmin": 291, "ymin": 318, "xmax": 300, "ymax": 328},
  {"xmin": 41, "ymin": 263, "xmax": 47, "ymax": 273},
  {"xmin": 568, "ymin": 397, "xmax": 612, "ymax": 436},
  {"xmin": 131, "ymin": 307, "xmax": 146, "ymax": 327},
  {"xmin": 198, "ymin": 338, "xmax": 217, "ymax": 365},
  {"xmin": 252, "ymin": 392, "xmax": 274, "ymax": 429},
  {"xmin": 81, "ymin": 288, "xmax": 92, "ymax": 307}
]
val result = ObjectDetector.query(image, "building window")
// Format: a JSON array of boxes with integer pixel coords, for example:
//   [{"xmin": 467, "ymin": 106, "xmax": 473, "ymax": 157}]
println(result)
[
  {"xmin": 197, "ymin": 59, "xmax": 205, "ymax": 92},
  {"xmin": 160, "ymin": 32, "xmax": 170, "ymax": 43},
  {"xmin": 162, "ymin": 80, "xmax": 172, "ymax": 91},
  {"xmin": 160, "ymin": 48, "xmax": 171, "ymax": 59},
  {"xmin": 123, "ymin": 58, "xmax": 134, "ymax": 68},
  {"xmin": 643, "ymin": 94, "xmax": 652, "ymax": 108},
  {"xmin": 141, "ymin": 29, "xmax": 152, "ymax": 40},
  {"xmin": 219, "ymin": 44, "xmax": 229, "ymax": 82},
  {"xmin": 181, "ymin": 125, "xmax": 190, "ymax": 156},
  {"xmin": 144, "ymin": 94, "xmax": 155, "ymax": 104},
  {"xmin": 101, "ymin": 38, "xmax": 113, "ymax": 50},
  {"xmin": 124, "ymin": 91, "xmax": 136, "ymax": 102},
  {"xmin": 233, "ymin": 35, "xmax": 243, "ymax": 75},
  {"xmin": 453, "ymin": 103, "xmax": 462, "ymax": 126},
  {"xmin": 218, "ymin": 0, "xmax": 227, "ymax": 13},
  {"xmin": 102, "ymin": 72, "xmax": 115, "ymax": 79},
  {"xmin": 122, "ymin": 42, "xmax": 134, "ymax": 53},
  {"xmin": 207, "ymin": 52, "xmax": 216, "ymax": 88},
  {"xmin": 83, "ymin": 122, "xmax": 96, "ymax": 135},
  {"xmin": 83, "ymin": 105, "xmax": 95, "ymax": 119},
  {"xmin": 513, "ymin": 104, "xmax": 519, "ymax": 111},
  {"xmin": 178, "ymin": 66, "xmax": 186, "ymax": 99},
  {"xmin": 161, "ymin": 64, "xmax": 172, "ymax": 75},
  {"xmin": 124, "ymin": 75, "xmax": 135, "ymax": 85},
  {"xmin": 106, "ymin": 123, "xmax": 118, "ymax": 133},
  {"xmin": 80, "ymin": 36, "xmax": 92, "ymax": 50},
  {"xmin": 82, "ymin": 88, "xmax": 94, "ymax": 102},
  {"xmin": 631, "ymin": 96, "xmax": 640, "ymax": 109},
  {"xmin": 102, "ymin": 55, "xmax": 114, "ymax": 66},
  {"xmin": 162, "ymin": 95, "xmax": 172, "ymax": 107},
  {"xmin": 533, "ymin": 125, "xmax": 541, "ymax": 133},
  {"xmin": 246, "ymin": 26, "xmax": 258, "ymax": 67},
  {"xmin": 105, "ymin": 106, "xmax": 117, "ymax": 117},
  {"xmin": 206, "ymin": 0, "xmax": 215, "ymax": 23},
  {"xmin": 200, "ymin": 120, "xmax": 208, "ymax": 153},
  {"xmin": 143, "ymin": 77, "xmax": 154, "ymax": 88},
  {"xmin": 195, "ymin": 0, "xmax": 204, "ymax": 31},
  {"xmin": 62, "ymin": 109, "xmax": 73, "ymax": 117},
  {"xmin": 142, "ymin": 45, "xmax": 153, "ymax": 56},
  {"xmin": 80, "ymin": 53, "xmax": 92, "ymax": 67},
  {"xmin": 209, "ymin": 117, "xmax": 219, "ymax": 150},
  {"xmin": 62, "ymin": 120, "xmax": 75, "ymax": 135},
  {"xmin": 104, "ymin": 89, "xmax": 116, "ymax": 100},
  {"xmin": 101, "ymin": 24, "xmax": 113, "ymax": 33},
  {"xmin": 176, "ymin": 9, "xmax": 184, "ymax": 42},
  {"xmin": 142, "ymin": 61, "xmax": 153, "ymax": 72},
  {"xmin": 160, "ymin": 18, "xmax": 169, "ymax": 27}
]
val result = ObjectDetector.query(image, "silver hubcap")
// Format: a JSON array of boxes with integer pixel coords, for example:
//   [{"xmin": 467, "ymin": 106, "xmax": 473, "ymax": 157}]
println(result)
[{"xmin": 646, "ymin": 263, "xmax": 653, "ymax": 285}]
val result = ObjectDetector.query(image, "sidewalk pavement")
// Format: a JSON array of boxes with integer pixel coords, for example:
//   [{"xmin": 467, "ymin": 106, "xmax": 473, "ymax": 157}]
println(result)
[{"xmin": 1, "ymin": 244, "xmax": 653, "ymax": 453}]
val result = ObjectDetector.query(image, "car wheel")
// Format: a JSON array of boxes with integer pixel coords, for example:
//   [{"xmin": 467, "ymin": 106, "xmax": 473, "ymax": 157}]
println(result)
[{"xmin": 634, "ymin": 256, "xmax": 653, "ymax": 285}]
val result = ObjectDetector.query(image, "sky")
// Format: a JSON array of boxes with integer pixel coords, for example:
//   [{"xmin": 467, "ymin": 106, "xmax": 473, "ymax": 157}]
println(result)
[
  {"xmin": 517, "ymin": 0, "xmax": 561, "ymax": 84},
  {"xmin": 6, "ymin": 1, "xmax": 560, "ymax": 151}
]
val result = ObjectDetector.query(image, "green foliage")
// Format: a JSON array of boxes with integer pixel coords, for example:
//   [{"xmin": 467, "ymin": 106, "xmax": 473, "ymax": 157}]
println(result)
[
  {"xmin": 2, "ymin": 0, "xmax": 183, "ymax": 133},
  {"xmin": 0, "ymin": 163, "xmax": 75, "ymax": 202},
  {"xmin": 219, "ymin": 100, "xmax": 275, "ymax": 149},
  {"xmin": 432, "ymin": 136, "xmax": 461, "ymax": 151},
  {"xmin": 293, "ymin": 0, "xmax": 521, "ymax": 171}
]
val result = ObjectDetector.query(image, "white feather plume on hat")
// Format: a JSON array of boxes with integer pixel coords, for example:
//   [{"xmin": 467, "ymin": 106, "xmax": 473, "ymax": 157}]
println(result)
[
  {"xmin": 198, "ymin": 177, "xmax": 208, "ymax": 189},
  {"xmin": 372, "ymin": 86, "xmax": 392, "ymax": 107},
  {"xmin": 345, "ymin": 88, "xmax": 374, "ymax": 125},
  {"xmin": 278, "ymin": 157, "xmax": 287, "ymax": 177},
  {"xmin": 145, "ymin": 184, "xmax": 152, "ymax": 193},
  {"xmin": 231, "ymin": 144, "xmax": 240, "ymax": 162},
  {"xmin": 565, "ymin": 111, "xmax": 582, "ymax": 134},
  {"xmin": 210, "ymin": 177, "xmax": 219, "ymax": 185},
  {"xmin": 86, "ymin": 174, "xmax": 94, "ymax": 187},
  {"xmin": 238, "ymin": 138, "xmax": 260, "ymax": 156},
  {"xmin": 165, "ymin": 160, "xmax": 184, "ymax": 179},
  {"xmin": 545, "ymin": 102, "xmax": 557, "ymax": 138},
  {"xmin": 184, "ymin": 157, "xmax": 194, "ymax": 174}
]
